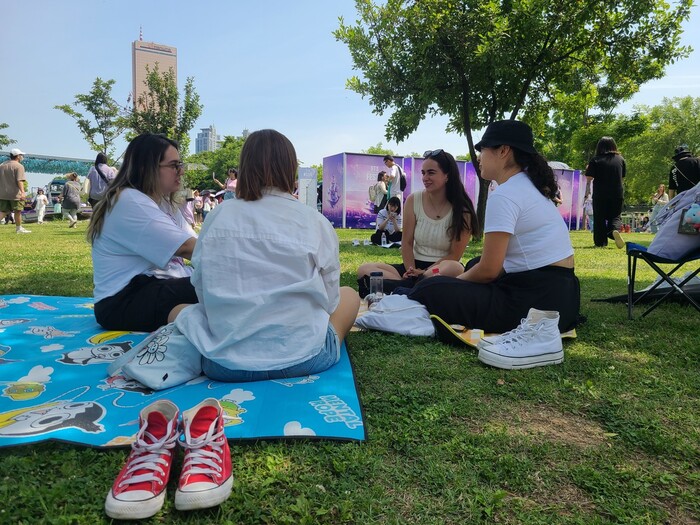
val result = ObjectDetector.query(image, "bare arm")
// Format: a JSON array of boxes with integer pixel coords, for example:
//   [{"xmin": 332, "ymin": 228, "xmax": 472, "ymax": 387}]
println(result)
[
  {"xmin": 458, "ymin": 231, "xmax": 510, "ymax": 283},
  {"xmin": 174, "ymin": 237, "xmax": 197, "ymax": 260},
  {"xmin": 400, "ymin": 194, "xmax": 417, "ymax": 271}
]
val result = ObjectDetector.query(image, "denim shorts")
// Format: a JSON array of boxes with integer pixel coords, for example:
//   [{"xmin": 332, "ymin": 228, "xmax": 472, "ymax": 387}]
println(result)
[{"xmin": 202, "ymin": 323, "xmax": 341, "ymax": 382}]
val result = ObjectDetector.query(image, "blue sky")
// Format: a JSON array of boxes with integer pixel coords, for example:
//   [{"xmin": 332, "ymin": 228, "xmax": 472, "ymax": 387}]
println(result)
[{"xmin": 2, "ymin": 0, "xmax": 699, "ymax": 188}]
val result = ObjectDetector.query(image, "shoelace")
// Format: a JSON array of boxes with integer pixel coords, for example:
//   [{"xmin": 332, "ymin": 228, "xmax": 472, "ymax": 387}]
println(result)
[
  {"xmin": 180, "ymin": 417, "xmax": 227, "ymax": 478},
  {"xmin": 497, "ymin": 321, "xmax": 546, "ymax": 347},
  {"xmin": 483, "ymin": 316, "xmax": 530, "ymax": 342},
  {"xmin": 120, "ymin": 423, "xmax": 179, "ymax": 488}
]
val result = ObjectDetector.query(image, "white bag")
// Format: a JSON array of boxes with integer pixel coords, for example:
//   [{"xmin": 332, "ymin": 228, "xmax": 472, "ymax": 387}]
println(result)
[
  {"xmin": 354, "ymin": 295, "xmax": 435, "ymax": 337},
  {"xmin": 648, "ymin": 182, "xmax": 700, "ymax": 259},
  {"xmin": 107, "ymin": 323, "xmax": 202, "ymax": 390}
]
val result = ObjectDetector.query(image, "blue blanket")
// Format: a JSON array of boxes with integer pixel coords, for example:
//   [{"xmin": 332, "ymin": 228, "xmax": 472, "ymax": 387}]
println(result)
[{"xmin": 0, "ymin": 295, "xmax": 365, "ymax": 447}]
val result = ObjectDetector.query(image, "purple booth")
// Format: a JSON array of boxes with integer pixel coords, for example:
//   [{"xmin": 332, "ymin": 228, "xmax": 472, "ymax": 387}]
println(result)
[{"xmin": 322, "ymin": 153, "xmax": 584, "ymax": 230}]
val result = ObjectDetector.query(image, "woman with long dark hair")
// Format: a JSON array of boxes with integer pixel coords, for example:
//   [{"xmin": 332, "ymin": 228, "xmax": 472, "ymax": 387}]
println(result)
[
  {"xmin": 87, "ymin": 134, "xmax": 197, "ymax": 332},
  {"xmin": 585, "ymin": 136, "xmax": 626, "ymax": 247},
  {"xmin": 357, "ymin": 149, "xmax": 479, "ymax": 292},
  {"xmin": 86, "ymin": 152, "xmax": 117, "ymax": 207},
  {"xmin": 408, "ymin": 120, "xmax": 580, "ymax": 368}
]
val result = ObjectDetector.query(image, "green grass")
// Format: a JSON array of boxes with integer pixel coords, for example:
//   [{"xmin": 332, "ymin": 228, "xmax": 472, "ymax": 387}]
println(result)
[{"xmin": 0, "ymin": 222, "xmax": 698, "ymax": 524}]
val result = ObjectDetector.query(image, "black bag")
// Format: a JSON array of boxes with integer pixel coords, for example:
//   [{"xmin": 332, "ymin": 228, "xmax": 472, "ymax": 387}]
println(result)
[
  {"xmin": 373, "ymin": 195, "xmax": 387, "ymax": 214},
  {"xmin": 398, "ymin": 166, "xmax": 407, "ymax": 192}
]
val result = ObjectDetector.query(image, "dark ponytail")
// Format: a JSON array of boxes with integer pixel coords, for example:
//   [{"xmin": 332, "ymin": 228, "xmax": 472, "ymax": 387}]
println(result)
[{"xmin": 511, "ymin": 149, "xmax": 558, "ymax": 202}]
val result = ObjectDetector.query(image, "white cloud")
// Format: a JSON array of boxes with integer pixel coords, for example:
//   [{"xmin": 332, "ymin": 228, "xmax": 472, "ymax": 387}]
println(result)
[
  {"xmin": 284, "ymin": 421, "xmax": 316, "ymax": 436},
  {"xmin": 41, "ymin": 343, "xmax": 64, "ymax": 353}
]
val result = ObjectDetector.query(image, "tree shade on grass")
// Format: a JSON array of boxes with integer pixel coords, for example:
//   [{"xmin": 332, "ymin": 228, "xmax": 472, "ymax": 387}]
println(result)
[{"xmin": 0, "ymin": 225, "xmax": 697, "ymax": 523}]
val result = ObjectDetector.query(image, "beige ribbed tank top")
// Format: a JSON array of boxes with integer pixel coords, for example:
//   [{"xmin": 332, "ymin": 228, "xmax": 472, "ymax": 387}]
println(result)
[{"xmin": 413, "ymin": 191, "xmax": 452, "ymax": 262}]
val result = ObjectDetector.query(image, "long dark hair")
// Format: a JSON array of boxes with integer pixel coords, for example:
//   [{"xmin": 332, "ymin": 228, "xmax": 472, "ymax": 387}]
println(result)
[
  {"xmin": 595, "ymin": 136, "xmax": 619, "ymax": 156},
  {"xmin": 87, "ymin": 134, "xmax": 179, "ymax": 243},
  {"xmin": 427, "ymin": 150, "xmax": 480, "ymax": 241},
  {"xmin": 95, "ymin": 152, "xmax": 108, "ymax": 167},
  {"xmin": 511, "ymin": 148, "xmax": 559, "ymax": 202}
]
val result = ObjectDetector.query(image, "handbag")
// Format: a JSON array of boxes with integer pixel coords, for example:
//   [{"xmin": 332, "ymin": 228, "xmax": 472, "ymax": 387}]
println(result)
[{"xmin": 107, "ymin": 323, "xmax": 203, "ymax": 390}]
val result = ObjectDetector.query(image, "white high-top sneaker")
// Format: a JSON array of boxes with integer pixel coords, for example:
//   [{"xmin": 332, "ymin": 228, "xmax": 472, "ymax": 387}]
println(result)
[{"xmin": 476, "ymin": 309, "xmax": 563, "ymax": 369}]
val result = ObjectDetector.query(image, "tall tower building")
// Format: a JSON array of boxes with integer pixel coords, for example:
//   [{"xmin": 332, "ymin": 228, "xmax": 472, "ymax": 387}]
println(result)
[
  {"xmin": 195, "ymin": 125, "xmax": 221, "ymax": 153},
  {"xmin": 131, "ymin": 30, "xmax": 177, "ymax": 106}
]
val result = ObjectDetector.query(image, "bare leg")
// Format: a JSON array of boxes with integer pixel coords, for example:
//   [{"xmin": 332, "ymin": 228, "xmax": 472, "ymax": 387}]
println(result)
[
  {"xmin": 329, "ymin": 287, "xmax": 360, "ymax": 342},
  {"xmin": 430, "ymin": 260, "xmax": 464, "ymax": 277},
  {"xmin": 13, "ymin": 210, "xmax": 22, "ymax": 227},
  {"xmin": 357, "ymin": 262, "xmax": 402, "ymax": 280},
  {"xmin": 167, "ymin": 303, "xmax": 193, "ymax": 323}
]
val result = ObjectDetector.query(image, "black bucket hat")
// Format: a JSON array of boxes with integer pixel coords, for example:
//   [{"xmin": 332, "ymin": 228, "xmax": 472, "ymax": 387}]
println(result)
[{"xmin": 474, "ymin": 120, "xmax": 537, "ymax": 154}]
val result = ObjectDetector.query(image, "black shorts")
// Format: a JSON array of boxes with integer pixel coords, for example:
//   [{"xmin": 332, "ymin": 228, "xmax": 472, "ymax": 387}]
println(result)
[{"xmin": 94, "ymin": 274, "xmax": 198, "ymax": 332}]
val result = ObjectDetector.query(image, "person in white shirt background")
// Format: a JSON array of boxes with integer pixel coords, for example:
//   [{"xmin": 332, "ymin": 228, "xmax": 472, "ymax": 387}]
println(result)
[
  {"xmin": 33, "ymin": 188, "xmax": 49, "ymax": 224},
  {"xmin": 87, "ymin": 133, "xmax": 197, "ymax": 332},
  {"xmin": 383, "ymin": 155, "xmax": 403, "ymax": 199},
  {"xmin": 174, "ymin": 129, "xmax": 360, "ymax": 382}
]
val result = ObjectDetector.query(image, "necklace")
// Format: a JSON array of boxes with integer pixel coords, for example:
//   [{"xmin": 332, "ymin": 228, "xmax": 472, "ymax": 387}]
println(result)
[{"xmin": 426, "ymin": 192, "xmax": 450, "ymax": 219}]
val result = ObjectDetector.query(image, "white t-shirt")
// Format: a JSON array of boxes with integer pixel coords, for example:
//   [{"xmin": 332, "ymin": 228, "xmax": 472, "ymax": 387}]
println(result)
[
  {"xmin": 376, "ymin": 208, "xmax": 402, "ymax": 234},
  {"xmin": 485, "ymin": 172, "xmax": 574, "ymax": 273},
  {"xmin": 175, "ymin": 188, "xmax": 341, "ymax": 372},
  {"xmin": 388, "ymin": 164, "xmax": 402, "ymax": 197},
  {"xmin": 91, "ymin": 189, "xmax": 195, "ymax": 302}
]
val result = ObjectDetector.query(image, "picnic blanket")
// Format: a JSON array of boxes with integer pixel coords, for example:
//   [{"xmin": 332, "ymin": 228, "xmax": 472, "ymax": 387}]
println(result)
[{"xmin": 0, "ymin": 295, "xmax": 365, "ymax": 448}]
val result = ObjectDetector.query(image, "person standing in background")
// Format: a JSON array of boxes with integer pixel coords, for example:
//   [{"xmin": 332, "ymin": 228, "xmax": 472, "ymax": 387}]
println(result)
[
  {"xmin": 383, "ymin": 155, "xmax": 403, "ymax": 199},
  {"xmin": 60, "ymin": 172, "xmax": 82, "ymax": 228},
  {"xmin": 585, "ymin": 137, "xmax": 626, "ymax": 247},
  {"xmin": 0, "ymin": 148, "xmax": 30, "ymax": 233},
  {"xmin": 668, "ymin": 146, "xmax": 700, "ymax": 198},
  {"xmin": 34, "ymin": 188, "xmax": 49, "ymax": 224},
  {"xmin": 86, "ymin": 153, "xmax": 117, "ymax": 208},
  {"xmin": 649, "ymin": 183, "xmax": 669, "ymax": 234}
]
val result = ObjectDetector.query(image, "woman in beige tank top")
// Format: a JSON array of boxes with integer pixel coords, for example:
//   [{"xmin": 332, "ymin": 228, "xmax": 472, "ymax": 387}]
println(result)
[{"xmin": 357, "ymin": 150, "xmax": 479, "ymax": 296}]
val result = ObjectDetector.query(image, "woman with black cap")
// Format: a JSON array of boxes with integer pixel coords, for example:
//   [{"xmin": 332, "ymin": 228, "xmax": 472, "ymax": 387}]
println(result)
[{"xmin": 408, "ymin": 120, "xmax": 580, "ymax": 368}]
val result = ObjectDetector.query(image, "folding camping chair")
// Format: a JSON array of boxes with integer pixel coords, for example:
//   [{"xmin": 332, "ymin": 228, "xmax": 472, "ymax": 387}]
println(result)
[{"xmin": 626, "ymin": 243, "xmax": 700, "ymax": 319}]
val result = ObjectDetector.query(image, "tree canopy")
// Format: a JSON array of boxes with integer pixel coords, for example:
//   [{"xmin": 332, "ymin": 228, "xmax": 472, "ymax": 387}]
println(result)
[
  {"xmin": 0, "ymin": 123, "xmax": 16, "ymax": 149},
  {"xmin": 54, "ymin": 78, "xmax": 125, "ymax": 161},
  {"xmin": 335, "ymin": 0, "xmax": 692, "ymax": 222},
  {"xmin": 125, "ymin": 65, "xmax": 203, "ymax": 155}
]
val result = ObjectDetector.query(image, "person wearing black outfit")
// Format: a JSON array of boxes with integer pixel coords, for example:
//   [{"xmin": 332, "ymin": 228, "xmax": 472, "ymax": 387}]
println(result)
[
  {"xmin": 585, "ymin": 137, "xmax": 626, "ymax": 247},
  {"xmin": 668, "ymin": 145, "xmax": 700, "ymax": 198}
]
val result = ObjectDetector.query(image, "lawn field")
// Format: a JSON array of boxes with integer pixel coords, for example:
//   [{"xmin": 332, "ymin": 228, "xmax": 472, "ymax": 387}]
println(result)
[{"xmin": 0, "ymin": 222, "xmax": 698, "ymax": 524}]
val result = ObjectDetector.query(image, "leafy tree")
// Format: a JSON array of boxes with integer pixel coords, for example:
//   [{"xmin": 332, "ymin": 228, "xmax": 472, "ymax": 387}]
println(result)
[
  {"xmin": 619, "ymin": 97, "xmax": 700, "ymax": 204},
  {"xmin": 55, "ymin": 78, "xmax": 125, "ymax": 161},
  {"xmin": 310, "ymin": 163, "xmax": 323, "ymax": 183},
  {"xmin": 0, "ymin": 123, "xmax": 16, "ymax": 149},
  {"xmin": 125, "ymin": 65, "xmax": 203, "ymax": 155},
  {"xmin": 335, "ymin": 0, "xmax": 692, "ymax": 226},
  {"xmin": 183, "ymin": 135, "xmax": 246, "ymax": 191},
  {"xmin": 362, "ymin": 142, "xmax": 396, "ymax": 155}
]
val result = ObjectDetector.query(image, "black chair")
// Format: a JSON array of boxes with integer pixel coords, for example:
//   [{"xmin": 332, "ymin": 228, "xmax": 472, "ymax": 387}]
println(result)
[{"xmin": 626, "ymin": 243, "xmax": 700, "ymax": 319}]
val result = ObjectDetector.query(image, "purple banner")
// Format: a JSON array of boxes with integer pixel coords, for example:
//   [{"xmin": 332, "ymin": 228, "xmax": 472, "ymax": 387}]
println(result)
[{"xmin": 322, "ymin": 154, "xmax": 344, "ymax": 227}]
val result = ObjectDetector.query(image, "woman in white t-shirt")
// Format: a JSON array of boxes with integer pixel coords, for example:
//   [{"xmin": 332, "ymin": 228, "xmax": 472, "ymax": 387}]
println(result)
[
  {"xmin": 87, "ymin": 134, "xmax": 198, "ymax": 332},
  {"xmin": 408, "ymin": 120, "xmax": 580, "ymax": 333}
]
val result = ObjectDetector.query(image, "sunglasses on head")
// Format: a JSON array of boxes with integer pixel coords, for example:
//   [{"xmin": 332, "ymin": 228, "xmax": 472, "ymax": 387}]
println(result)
[{"xmin": 423, "ymin": 149, "xmax": 444, "ymax": 158}]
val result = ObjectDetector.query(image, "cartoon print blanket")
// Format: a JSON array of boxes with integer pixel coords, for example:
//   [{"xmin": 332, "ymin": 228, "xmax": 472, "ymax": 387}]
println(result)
[{"xmin": 0, "ymin": 295, "xmax": 365, "ymax": 448}]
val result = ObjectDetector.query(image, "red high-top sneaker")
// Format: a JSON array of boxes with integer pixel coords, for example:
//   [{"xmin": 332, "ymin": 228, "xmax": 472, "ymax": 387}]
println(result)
[
  {"xmin": 175, "ymin": 398, "xmax": 233, "ymax": 511},
  {"xmin": 105, "ymin": 400, "xmax": 179, "ymax": 520}
]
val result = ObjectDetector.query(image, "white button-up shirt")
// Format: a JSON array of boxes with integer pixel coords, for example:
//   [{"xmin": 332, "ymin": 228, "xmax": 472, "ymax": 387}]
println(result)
[{"xmin": 175, "ymin": 188, "xmax": 340, "ymax": 371}]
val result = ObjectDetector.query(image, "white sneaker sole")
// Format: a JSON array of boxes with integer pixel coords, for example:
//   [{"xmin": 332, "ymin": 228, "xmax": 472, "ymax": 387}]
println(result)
[
  {"xmin": 104, "ymin": 489, "xmax": 165, "ymax": 520},
  {"xmin": 174, "ymin": 475, "xmax": 233, "ymax": 510},
  {"xmin": 477, "ymin": 347, "xmax": 564, "ymax": 369}
]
